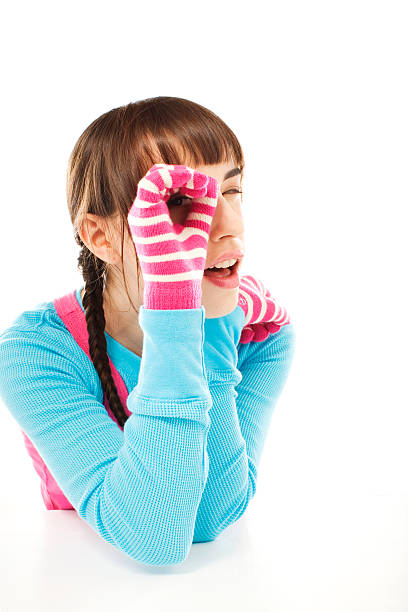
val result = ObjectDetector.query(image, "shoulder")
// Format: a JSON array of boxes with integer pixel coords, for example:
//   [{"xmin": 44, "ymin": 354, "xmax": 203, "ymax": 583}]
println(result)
[
  {"xmin": 1, "ymin": 297, "xmax": 65, "ymax": 337},
  {"xmin": 0, "ymin": 296, "xmax": 100, "ymax": 396},
  {"xmin": 0, "ymin": 296, "xmax": 72, "ymax": 348}
]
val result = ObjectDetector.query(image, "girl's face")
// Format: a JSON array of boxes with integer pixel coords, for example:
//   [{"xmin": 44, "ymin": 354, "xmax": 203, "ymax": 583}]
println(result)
[
  {"xmin": 170, "ymin": 159, "xmax": 246, "ymax": 317},
  {"xmin": 99, "ymin": 159, "xmax": 245, "ymax": 319}
]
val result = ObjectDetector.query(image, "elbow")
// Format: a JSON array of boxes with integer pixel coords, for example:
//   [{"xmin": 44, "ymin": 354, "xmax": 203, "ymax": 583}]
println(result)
[
  {"xmin": 92, "ymin": 509, "xmax": 196, "ymax": 567},
  {"xmin": 193, "ymin": 495, "xmax": 254, "ymax": 544},
  {"xmin": 122, "ymin": 536, "xmax": 193, "ymax": 567},
  {"xmin": 78, "ymin": 474, "xmax": 202, "ymax": 567}
]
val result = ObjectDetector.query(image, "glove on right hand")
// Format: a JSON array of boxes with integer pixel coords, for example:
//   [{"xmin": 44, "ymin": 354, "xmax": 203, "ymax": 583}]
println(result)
[{"xmin": 127, "ymin": 163, "xmax": 219, "ymax": 310}]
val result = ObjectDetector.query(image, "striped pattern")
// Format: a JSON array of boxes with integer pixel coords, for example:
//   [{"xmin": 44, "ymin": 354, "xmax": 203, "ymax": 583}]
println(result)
[
  {"xmin": 128, "ymin": 163, "xmax": 219, "ymax": 310},
  {"xmin": 238, "ymin": 274, "xmax": 291, "ymax": 344}
]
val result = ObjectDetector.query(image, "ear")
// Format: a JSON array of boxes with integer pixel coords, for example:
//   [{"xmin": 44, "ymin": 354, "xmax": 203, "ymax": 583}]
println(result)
[{"xmin": 78, "ymin": 213, "xmax": 122, "ymax": 265}]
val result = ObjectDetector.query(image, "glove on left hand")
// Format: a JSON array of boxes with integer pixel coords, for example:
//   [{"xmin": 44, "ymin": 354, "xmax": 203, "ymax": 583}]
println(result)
[{"xmin": 237, "ymin": 274, "xmax": 291, "ymax": 344}]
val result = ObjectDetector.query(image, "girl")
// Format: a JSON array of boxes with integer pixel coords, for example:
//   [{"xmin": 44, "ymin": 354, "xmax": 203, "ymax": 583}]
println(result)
[{"xmin": 0, "ymin": 96, "xmax": 295, "ymax": 567}]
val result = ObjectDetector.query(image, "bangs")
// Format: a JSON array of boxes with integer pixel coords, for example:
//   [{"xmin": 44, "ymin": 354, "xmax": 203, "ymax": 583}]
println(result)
[{"xmin": 131, "ymin": 97, "xmax": 245, "ymax": 176}]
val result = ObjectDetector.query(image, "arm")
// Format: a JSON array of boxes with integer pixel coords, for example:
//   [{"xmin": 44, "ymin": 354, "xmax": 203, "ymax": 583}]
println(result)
[
  {"xmin": 0, "ymin": 305, "xmax": 212, "ymax": 567},
  {"xmin": 193, "ymin": 309, "xmax": 296, "ymax": 542},
  {"xmin": 0, "ymin": 163, "xmax": 219, "ymax": 566}
]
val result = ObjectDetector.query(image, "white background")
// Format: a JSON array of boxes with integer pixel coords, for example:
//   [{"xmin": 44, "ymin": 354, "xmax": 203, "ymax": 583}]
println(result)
[{"xmin": 0, "ymin": 1, "xmax": 407, "ymax": 611}]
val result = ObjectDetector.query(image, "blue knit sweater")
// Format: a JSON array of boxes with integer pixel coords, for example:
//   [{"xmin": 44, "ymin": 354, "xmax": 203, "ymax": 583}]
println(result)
[{"xmin": 0, "ymin": 286, "xmax": 296, "ymax": 566}]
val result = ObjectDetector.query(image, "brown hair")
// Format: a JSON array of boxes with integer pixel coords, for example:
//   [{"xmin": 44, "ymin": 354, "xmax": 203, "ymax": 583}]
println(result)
[{"xmin": 66, "ymin": 96, "xmax": 245, "ymax": 427}]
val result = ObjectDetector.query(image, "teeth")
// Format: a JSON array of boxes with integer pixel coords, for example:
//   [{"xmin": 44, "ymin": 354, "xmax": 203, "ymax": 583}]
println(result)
[{"xmin": 208, "ymin": 258, "xmax": 237, "ymax": 270}]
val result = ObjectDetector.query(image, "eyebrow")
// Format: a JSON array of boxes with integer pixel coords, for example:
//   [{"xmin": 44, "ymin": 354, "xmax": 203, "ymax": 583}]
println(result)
[{"xmin": 223, "ymin": 167, "xmax": 242, "ymax": 181}]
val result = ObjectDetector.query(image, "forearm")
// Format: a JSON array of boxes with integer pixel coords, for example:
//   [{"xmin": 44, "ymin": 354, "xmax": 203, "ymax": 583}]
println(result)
[{"xmin": 193, "ymin": 320, "xmax": 296, "ymax": 542}]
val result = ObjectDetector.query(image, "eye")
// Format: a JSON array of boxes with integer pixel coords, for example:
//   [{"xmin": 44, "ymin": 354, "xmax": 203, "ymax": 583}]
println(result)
[
  {"xmin": 167, "ymin": 195, "xmax": 192, "ymax": 208},
  {"xmin": 223, "ymin": 188, "xmax": 243, "ymax": 196}
]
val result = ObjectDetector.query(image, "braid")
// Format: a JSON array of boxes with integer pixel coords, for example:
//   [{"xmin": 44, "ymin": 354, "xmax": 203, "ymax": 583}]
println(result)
[{"xmin": 77, "ymin": 242, "xmax": 129, "ymax": 428}]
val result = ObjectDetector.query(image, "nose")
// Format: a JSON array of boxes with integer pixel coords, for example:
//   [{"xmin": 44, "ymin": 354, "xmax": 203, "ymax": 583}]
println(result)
[{"xmin": 208, "ymin": 192, "xmax": 245, "ymax": 241}]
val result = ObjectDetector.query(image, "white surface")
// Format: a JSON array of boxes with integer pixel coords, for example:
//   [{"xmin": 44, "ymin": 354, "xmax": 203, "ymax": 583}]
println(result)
[
  {"xmin": 1, "ymin": 0, "xmax": 407, "ymax": 610},
  {"xmin": 1, "ymin": 486, "xmax": 407, "ymax": 611},
  {"xmin": 1, "ymin": 399, "xmax": 408, "ymax": 612}
]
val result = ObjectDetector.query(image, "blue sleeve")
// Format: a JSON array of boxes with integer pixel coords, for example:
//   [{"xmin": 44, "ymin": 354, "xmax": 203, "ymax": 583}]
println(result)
[
  {"xmin": 0, "ymin": 305, "xmax": 212, "ymax": 567},
  {"xmin": 193, "ymin": 311, "xmax": 296, "ymax": 542}
]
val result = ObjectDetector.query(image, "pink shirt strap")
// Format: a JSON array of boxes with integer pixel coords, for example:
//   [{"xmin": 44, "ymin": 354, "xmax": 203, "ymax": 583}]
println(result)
[
  {"xmin": 20, "ymin": 289, "xmax": 132, "ymax": 511},
  {"xmin": 53, "ymin": 290, "xmax": 132, "ymax": 424}
]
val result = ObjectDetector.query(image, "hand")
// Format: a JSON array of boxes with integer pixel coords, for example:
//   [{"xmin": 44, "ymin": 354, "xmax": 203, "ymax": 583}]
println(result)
[
  {"xmin": 127, "ymin": 163, "xmax": 219, "ymax": 310},
  {"xmin": 237, "ymin": 274, "xmax": 291, "ymax": 343}
]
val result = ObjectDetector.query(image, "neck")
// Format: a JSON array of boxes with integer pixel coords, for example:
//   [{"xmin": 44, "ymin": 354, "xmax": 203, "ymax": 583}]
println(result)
[{"xmin": 81, "ymin": 280, "xmax": 144, "ymax": 357}]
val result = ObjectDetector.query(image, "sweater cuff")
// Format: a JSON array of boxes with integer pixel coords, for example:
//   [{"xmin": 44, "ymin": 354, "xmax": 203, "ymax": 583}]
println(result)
[
  {"xmin": 203, "ymin": 304, "xmax": 246, "ymax": 372},
  {"xmin": 127, "ymin": 305, "xmax": 211, "ymax": 403}
]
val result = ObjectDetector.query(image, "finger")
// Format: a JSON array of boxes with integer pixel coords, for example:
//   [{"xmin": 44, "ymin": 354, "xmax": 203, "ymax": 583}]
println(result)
[
  {"xmin": 239, "ymin": 275, "xmax": 266, "ymax": 325},
  {"xmin": 265, "ymin": 297, "xmax": 291, "ymax": 326},
  {"xmin": 241, "ymin": 275, "xmax": 285, "ymax": 325},
  {"xmin": 128, "ymin": 177, "xmax": 173, "ymax": 244},
  {"xmin": 239, "ymin": 326, "xmax": 255, "ymax": 344},
  {"xmin": 170, "ymin": 175, "xmax": 219, "ymax": 270},
  {"xmin": 265, "ymin": 321, "xmax": 282, "ymax": 334},
  {"xmin": 149, "ymin": 163, "xmax": 202, "ymax": 195},
  {"xmin": 252, "ymin": 323, "xmax": 270, "ymax": 343},
  {"xmin": 184, "ymin": 176, "xmax": 219, "ymax": 234}
]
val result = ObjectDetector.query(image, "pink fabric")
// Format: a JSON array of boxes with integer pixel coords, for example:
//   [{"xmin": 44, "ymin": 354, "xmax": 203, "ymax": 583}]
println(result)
[
  {"xmin": 238, "ymin": 274, "xmax": 291, "ymax": 343},
  {"xmin": 127, "ymin": 163, "xmax": 219, "ymax": 310},
  {"xmin": 20, "ymin": 290, "xmax": 131, "ymax": 510}
]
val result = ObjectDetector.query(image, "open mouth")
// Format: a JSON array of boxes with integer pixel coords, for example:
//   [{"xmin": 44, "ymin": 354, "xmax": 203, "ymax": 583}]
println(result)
[{"xmin": 203, "ymin": 258, "xmax": 241, "ymax": 278}]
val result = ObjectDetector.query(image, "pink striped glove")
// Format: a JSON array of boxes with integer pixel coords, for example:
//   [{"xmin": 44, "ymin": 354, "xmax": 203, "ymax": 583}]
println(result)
[
  {"xmin": 238, "ymin": 274, "xmax": 291, "ymax": 344},
  {"xmin": 127, "ymin": 163, "xmax": 219, "ymax": 310}
]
